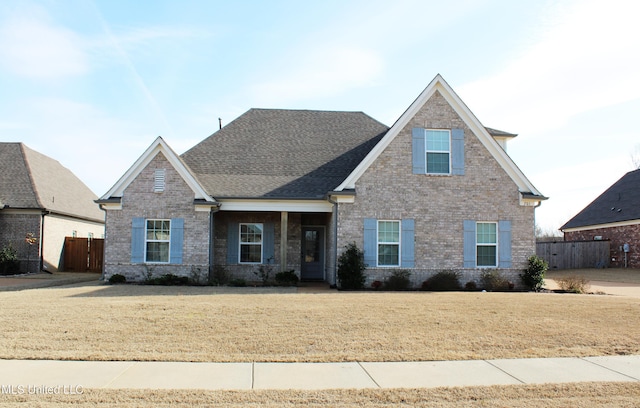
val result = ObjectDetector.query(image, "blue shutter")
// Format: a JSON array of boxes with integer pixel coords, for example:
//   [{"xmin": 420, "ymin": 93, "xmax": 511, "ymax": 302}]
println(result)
[
  {"xmin": 451, "ymin": 128, "xmax": 464, "ymax": 175},
  {"xmin": 401, "ymin": 219, "xmax": 415, "ymax": 268},
  {"xmin": 131, "ymin": 218, "xmax": 145, "ymax": 263},
  {"xmin": 463, "ymin": 220, "xmax": 476, "ymax": 268},
  {"xmin": 227, "ymin": 222, "xmax": 239, "ymax": 264},
  {"xmin": 363, "ymin": 218, "xmax": 377, "ymax": 267},
  {"xmin": 262, "ymin": 223, "xmax": 275, "ymax": 263},
  {"xmin": 412, "ymin": 128, "xmax": 426, "ymax": 174},
  {"xmin": 498, "ymin": 220, "xmax": 512, "ymax": 268},
  {"xmin": 170, "ymin": 218, "xmax": 184, "ymax": 264}
]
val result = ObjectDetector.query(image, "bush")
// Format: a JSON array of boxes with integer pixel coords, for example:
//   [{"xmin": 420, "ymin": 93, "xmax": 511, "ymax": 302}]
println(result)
[
  {"xmin": 521, "ymin": 255, "xmax": 548, "ymax": 292},
  {"xmin": 384, "ymin": 270, "xmax": 412, "ymax": 291},
  {"xmin": 371, "ymin": 280, "xmax": 383, "ymax": 290},
  {"xmin": 0, "ymin": 243, "xmax": 19, "ymax": 275},
  {"xmin": 557, "ymin": 275, "xmax": 590, "ymax": 294},
  {"xmin": 337, "ymin": 242, "xmax": 366, "ymax": 290},
  {"xmin": 146, "ymin": 274, "xmax": 189, "ymax": 286},
  {"xmin": 480, "ymin": 269, "xmax": 511, "ymax": 291},
  {"xmin": 422, "ymin": 270, "xmax": 462, "ymax": 291},
  {"xmin": 108, "ymin": 274, "xmax": 126, "ymax": 284},
  {"xmin": 209, "ymin": 265, "xmax": 230, "ymax": 286},
  {"xmin": 464, "ymin": 281, "xmax": 478, "ymax": 291},
  {"xmin": 275, "ymin": 270, "xmax": 299, "ymax": 286},
  {"xmin": 229, "ymin": 278, "xmax": 247, "ymax": 287}
]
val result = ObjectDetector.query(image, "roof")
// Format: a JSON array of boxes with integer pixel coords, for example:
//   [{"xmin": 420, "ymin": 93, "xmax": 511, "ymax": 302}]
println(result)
[
  {"xmin": 180, "ymin": 109, "xmax": 389, "ymax": 198},
  {"xmin": 335, "ymin": 74, "xmax": 545, "ymax": 201},
  {"xmin": 561, "ymin": 168, "xmax": 640, "ymax": 230},
  {"xmin": 0, "ymin": 143, "xmax": 104, "ymax": 222},
  {"xmin": 485, "ymin": 127, "xmax": 517, "ymax": 138}
]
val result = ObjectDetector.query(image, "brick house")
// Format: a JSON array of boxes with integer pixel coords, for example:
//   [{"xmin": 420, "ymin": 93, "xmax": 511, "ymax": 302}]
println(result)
[
  {"xmin": 561, "ymin": 169, "xmax": 640, "ymax": 268},
  {"xmin": 0, "ymin": 143, "xmax": 105, "ymax": 273},
  {"xmin": 97, "ymin": 75, "xmax": 545, "ymax": 287}
]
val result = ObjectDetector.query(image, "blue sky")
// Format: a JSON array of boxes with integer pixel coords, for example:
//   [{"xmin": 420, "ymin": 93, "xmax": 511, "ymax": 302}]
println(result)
[{"xmin": 1, "ymin": 0, "xmax": 638, "ymax": 233}]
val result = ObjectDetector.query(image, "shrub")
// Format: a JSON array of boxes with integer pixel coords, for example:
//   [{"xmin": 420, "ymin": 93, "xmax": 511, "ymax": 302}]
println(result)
[
  {"xmin": 464, "ymin": 281, "xmax": 477, "ymax": 291},
  {"xmin": 108, "ymin": 274, "xmax": 126, "ymax": 284},
  {"xmin": 229, "ymin": 278, "xmax": 247, "ymax": 287},
  {"xmin": 422, "ymin": 270, "xmax": 462, "ymax": 291},
  {"xmin": 557, "ymin": 275, "xmax": 590, "ymax": 294},
  {"xmin": 275, "ymin": 270, "xmax": 299, "ymax": 286},
  {"xmin": 0, "ymin": 243, "xmax": 19, "ymax": 275},
  {"xmin": 253, "ymin": 257, "xmax": 274, "ymax": 286},
  {"xmin": 371, "ymin": 280, "xmax": 383, "ymax": 290},
  {"xmin": 384, "ymin": 269, "xmax": 412, "ymax": 291},
  {"xmin": 209, "ymin": 265, "xmax": 230, "ymax": 286},
  {"xmin": 146, "ymin": 274, "xmax": 188, "ymax": 286},
  {"xmin": 337, "ymin": 242, "xmax": 366, "ymax": 290},
  {"xmin": 480, "ymin": 269, "xmax": 511, "ymax": 291},
  {"xmin": 521, "ymin": 255, "xmax": 548, "ymax": 292}
]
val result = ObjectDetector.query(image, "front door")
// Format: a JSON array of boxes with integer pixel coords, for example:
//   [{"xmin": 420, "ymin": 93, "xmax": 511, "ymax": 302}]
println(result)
[{"xmin": 301, "ymin": 227, "xmax": 324, "ymax": 280}]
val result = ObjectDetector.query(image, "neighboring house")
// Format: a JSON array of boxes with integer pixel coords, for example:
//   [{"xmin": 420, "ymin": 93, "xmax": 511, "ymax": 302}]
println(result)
[
  {"xmin": 96, "ymin": 75, "xmax": 545, "ymax": 287},
  {"xmin": 561, "ymin": 169, "xmax": 640, "ymax": 268},
  {"xmin": 0, "ymin": 143, "xmax": 105, "ymax": 273}
]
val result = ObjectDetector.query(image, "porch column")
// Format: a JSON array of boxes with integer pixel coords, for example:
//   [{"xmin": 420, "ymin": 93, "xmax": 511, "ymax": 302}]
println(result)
[{"xmin": 280, "ymin": 211, "xmax": 288, "ymax": 272}]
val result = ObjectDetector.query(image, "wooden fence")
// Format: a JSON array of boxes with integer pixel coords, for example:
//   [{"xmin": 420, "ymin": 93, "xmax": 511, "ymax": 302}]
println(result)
[
  {"xmin": 536, "ymin": 240, "xmax": 610, "ymax": 270},
  {"xmin": 63, "ymin": 237, "xmax": 104, "ymax": 272}
]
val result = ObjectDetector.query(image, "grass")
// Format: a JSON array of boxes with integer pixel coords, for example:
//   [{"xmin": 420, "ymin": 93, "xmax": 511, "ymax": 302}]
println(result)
[
  {"xmin": 0, "ymin": 383, "xmax": 639, "ymax": 407},
  {"xmin": 0, "ymin": 283, "xmax": 639, "ymax": 362},
  {"xmin": 545, "ymin": 268, "xmax": 640, "ymax": 284}
]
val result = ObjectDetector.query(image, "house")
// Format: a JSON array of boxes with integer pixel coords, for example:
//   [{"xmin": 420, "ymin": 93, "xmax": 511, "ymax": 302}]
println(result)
[
  {"xmin": 0, "ymin": 143, "xmax": 105, "ymax": 273},
  {"xmin": 96, "ymin": 75, "xmax": 545, "ymax": 287},
  {"xmin": 561, "ymin": 168, "xmax": 640, "ymax": 268}
]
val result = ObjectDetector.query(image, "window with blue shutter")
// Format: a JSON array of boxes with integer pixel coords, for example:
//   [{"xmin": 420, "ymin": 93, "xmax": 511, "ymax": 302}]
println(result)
[
  {"xmin": 463, "ymin": 220, "xmax": 476, "ymax": 268},
  {"xmin": 363, "ymin": 218, "xmax": 377, "ymax": 267},
  {"xmin": 412, "ymin": 127, "xmax": 465, "ymax": 175},
  {"xmin": 228, "ymin": 222, "xmax": 275, "ymax": 264},
  {"xmin": 262, "ymin": 223, "xmax": 275, "ymax": 263},
  {"xmin": 364, "ymin": 218, "xmax": 415, "ymax": 267},
  {"xmin": 463, "ymin": 220, "xmax": 512, "ymax": 268},
  {"xmin": 451, "ymin": 128, "xmax": 464, "ymax": 175},
  {"xmin": 131, "ymin": 217, "xmax": 145, "ymax": 263},
  {"xmin": 412, "ymin": 128, "xmax": 426, "ymax": 174},
  {"xmin": 498, "ymin": 220, "xmax": 512, "ymax": 268},
  {"xmin": 169, "ymin": 218, "xmax": 184, "ymax": 264},
  {"xmin": 401, "ymin": 219, "xmax": 415, "ymax": 268}
]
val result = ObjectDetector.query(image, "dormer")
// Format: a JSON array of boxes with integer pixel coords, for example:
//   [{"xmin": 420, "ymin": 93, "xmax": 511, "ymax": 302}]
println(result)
[{"xmin": 485, "ymin": 127, "xmax": 517, "ymax": 151}]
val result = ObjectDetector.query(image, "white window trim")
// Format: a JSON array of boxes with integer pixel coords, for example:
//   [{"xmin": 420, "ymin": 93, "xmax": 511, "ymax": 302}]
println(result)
[
  {"xmin": 238, "ymin": 223, "xmax": 263, "ymax": 264},
  {"xmin": 377, "ymin": 220, "xmax": 401, "ymax": 267},
  {"xmin": 145, "ymin": 219, "xmax": 171, "ymax": 264},
  {"xmin": 425, "ymin": 129, "xmax": 452, "ymax": 175},
  {"xmin": 476, "ymin": 221, "xmax": 498, "ymax": 268}
]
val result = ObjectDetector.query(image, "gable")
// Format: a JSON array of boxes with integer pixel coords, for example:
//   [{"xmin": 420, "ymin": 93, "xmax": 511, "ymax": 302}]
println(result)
[
  {"xmin": 97, "ymin": 137, "xmax": 216, "ymax": 209},
  {"xmin": 334, "ymin": 75, "xmax": 544, "ymax": 205}
]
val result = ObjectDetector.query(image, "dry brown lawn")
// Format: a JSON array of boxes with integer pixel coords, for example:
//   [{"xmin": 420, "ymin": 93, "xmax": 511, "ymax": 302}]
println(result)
[
  {"xmin": 1, "ymin": 383, "xmax": 639, "ymax": 407},
  {"xmin": 0, "ymin": 282, "xmax": 639, "ymax": 362}
]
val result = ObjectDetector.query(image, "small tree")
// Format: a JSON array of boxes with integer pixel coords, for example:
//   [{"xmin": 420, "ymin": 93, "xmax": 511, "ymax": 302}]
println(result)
[
  {"xmin": 337, "ymin": 242, "xmax": 366, "ymax": 290},
  {"xmin": 521, "ymin": 255, "xmax": 548, "ymax": 292}
]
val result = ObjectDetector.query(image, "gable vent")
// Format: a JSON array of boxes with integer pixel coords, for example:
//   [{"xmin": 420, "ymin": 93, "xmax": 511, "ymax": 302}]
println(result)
[{"xmin": 154, "ymin": 169, "xmax": 166, "ymax": 192}]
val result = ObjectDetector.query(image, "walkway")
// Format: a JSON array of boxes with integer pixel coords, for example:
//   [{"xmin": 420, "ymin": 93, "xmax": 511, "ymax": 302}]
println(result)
[{"xmin": 1, "ymin": 356, "xmax": 638, "ymax": 391}]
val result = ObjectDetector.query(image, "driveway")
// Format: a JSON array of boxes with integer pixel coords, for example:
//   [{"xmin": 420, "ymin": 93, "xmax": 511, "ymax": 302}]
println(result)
[{"xmin": 0, "ymin": 272, "xmax": 100, "ymax": 291}]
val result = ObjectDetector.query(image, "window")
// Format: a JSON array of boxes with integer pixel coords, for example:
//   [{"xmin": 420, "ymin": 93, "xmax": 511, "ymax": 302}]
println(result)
[
  {"xmin": 426, "ymin": 130, "xmax": 450, "ymax": 174},
  {"xmin": 146, "ymin": 219, "xmax": 170, "ymax": 263},
  {"xmin": 476, "ymin": 222, "xmax": 497, "ymax": 267},
  {"xmin": 239, "ymin": 223, "xmax": 263, "ymax": 263},
  {"xmin": 377, "ymin": 221, "xmax": 400, "ymax": 266}
]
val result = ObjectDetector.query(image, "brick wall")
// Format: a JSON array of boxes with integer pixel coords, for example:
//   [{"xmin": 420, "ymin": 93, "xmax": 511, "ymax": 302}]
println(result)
[
  {"xmin": 337, "ymin": 90, "xmax": 536, "ymax": 288},
  {"xmin": 564, "ymin": 223, "xmax": 640, "ymax": 268},
  {"xmin": 103, "ymin": 152, "xmax": 210, "ymax": 282}
]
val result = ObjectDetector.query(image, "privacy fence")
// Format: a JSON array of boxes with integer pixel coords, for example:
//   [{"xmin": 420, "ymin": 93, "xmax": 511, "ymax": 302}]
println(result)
[{"xmin": 536, "ymin": 240, "xmax": 610, "ymax": 270}]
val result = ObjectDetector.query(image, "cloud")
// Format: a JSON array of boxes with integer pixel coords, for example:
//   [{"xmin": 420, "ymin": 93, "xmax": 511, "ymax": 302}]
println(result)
[
  {"xmin": 0, "ymin": 6, "xmax": 88, "ymax": 79},
  {"xmin": 248, "ymin": 45, "xmax": 384, "ymax": 107},
  {"xmin": 458, "ymin": 0, "xmax": 640, "ymax": 133}
]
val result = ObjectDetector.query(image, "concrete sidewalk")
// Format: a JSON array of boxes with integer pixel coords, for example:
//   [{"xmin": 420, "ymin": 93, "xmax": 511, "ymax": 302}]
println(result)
[{"xmin": 0, "ymin": 356, "xmax": 638, "ymax": 391}]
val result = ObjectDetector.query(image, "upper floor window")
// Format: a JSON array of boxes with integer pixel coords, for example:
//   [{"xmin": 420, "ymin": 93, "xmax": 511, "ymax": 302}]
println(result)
[
  {"xmin": 146, "ymin": 219, "xmax": 170, "ymax": 263},
  {"xmin": 426, "ymin": 130, "xmax": 451, "ymax": 174},
  {"xmin": 239, "ymin": 223, "xmax": 263, "ymax": 263}
]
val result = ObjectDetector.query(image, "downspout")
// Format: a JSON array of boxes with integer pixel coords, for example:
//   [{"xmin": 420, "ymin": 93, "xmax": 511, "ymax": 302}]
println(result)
[
  {"xmin": 98, "ymin": 204, "xmax": 107, "ymax": 281},
  {"xmin": 40, "ymin": 210, "xmax": 51, "ymax": 274}
]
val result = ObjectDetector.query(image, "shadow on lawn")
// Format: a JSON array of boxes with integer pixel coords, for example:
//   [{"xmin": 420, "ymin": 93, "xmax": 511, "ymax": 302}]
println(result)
[{"xmin": 68, "ymin": 283, "xmax": 300, "ymax": 297}]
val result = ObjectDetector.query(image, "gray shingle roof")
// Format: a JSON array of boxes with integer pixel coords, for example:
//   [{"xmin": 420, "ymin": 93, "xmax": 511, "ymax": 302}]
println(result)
[
  {"xmin": 561, "ymin": 169, "xmax": 640, "ymax": 230},
  {"xmin": 0, "ymin": 143, "xmax": 104, "ymax": 222},
  {"xmin": 181, "ymin": 109, "xmax": 389, "ymax": 198},
  {"xmin": 485, "ymin": 127, "xmax": 517, "ymax": 138}
]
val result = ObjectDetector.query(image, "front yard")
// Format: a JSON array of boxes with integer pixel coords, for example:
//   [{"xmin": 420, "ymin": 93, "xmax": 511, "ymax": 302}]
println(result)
[{"xmin": 1, "ymin": 282, "xmax": 639, "ymax": 363}]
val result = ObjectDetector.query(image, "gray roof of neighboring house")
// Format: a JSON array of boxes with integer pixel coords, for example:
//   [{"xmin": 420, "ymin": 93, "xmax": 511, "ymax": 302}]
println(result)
[
  {"xmin": 0, "ymin": 143, "xmax": 104, "ymax": 222},
  {"xmin": 180, "ymin": 109, "xmax": 389, "ymax": 198},
  {"xmin": 485, "ymin": 127, "xmax": 517, "ymax": 138},
  {"xmin": 561, "ymin": 168, "xmax": 640, "ymax": 230}
]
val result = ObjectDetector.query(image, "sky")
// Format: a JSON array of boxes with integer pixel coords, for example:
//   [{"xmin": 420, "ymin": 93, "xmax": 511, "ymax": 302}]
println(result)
[{"xmin": 0, "ymin": 0, "xmax": 638, "ymax": 234}]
